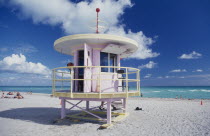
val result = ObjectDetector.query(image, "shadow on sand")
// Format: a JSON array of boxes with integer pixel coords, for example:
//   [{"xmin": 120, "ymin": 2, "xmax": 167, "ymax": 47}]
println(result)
[{"xmin": 0, "ymin": 107, "xmax": 103, "ymax": 126}]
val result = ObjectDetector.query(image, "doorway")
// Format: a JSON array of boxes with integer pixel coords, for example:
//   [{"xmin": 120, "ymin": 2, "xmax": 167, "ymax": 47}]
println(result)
[{"xmin": 78, "ymin": 50, "xmax": 84, "ymax": 92}]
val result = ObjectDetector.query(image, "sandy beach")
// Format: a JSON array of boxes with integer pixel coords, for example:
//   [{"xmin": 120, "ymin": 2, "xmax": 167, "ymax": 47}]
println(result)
[{"xmin": 0, "ymin": 92, "xmax": 210, "ymax": 136}]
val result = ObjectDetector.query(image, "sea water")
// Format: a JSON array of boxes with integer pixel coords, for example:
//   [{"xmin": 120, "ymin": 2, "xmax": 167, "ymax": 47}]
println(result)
[
  {"xmin": 140, "ymin": 86, "xmax": 210, "ymax": 99},
  {"xmin": 0, "ymin": 86, "xmax": 210, "ymax": 99}
]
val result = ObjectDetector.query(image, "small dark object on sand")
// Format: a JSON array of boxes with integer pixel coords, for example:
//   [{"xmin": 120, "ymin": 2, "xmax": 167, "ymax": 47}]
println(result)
[
  {"xmin": 112, "ymin": 106, "xmax": 117, "ymax": 111},
  {"xmin": 135, "ymin": 107, "xmax": 142, "ymax": 110},
  {"xmin": 98, "ymin": 126, "xmax": 106, "ymax": 130}
]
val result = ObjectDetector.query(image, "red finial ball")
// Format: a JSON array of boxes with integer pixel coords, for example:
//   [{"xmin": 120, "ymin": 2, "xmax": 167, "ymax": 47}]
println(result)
[{"xmin": 96, "ymin": 8, "xmax": 100, "ymax": 12}]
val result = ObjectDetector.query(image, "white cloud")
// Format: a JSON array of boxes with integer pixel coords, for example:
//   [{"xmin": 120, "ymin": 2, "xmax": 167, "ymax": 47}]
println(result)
[
  {"xmin": 56, "ymin": 70, "xmax": 71, "ymax": 78},
  {"xmin": 138, "ymin": 61, "xmax": 157, "ymax": 69},
  {"xmin": 158, "ymin": 75, "xmax": 184, "ymax": 79},
  {"xmin": 192, "ymin": 69, "xmax": 203, "ymax": 72},
  {"xmin": 0, "ymin": 73, "xmax": 52, "ymax": 86},
  {"xmin": 144, "ymin": 74, "xmax": 152, "ymax": 78},
  {"xmin": 170, "ymin": 69, "xmax": 187, "ymax": 73},
  {"xmin": 165, "ymin": 76, "xmax": 175, "ymax": 79},
  {"xmin": 107, "ymin": 26, "xmax": 160, "ymax": 59},
  {"xmin": 178, "ymin": 51, "xmax": 202, "ymax": 59},
  {"xmin": 12, "ymin": 44, "xmax": 38, "ymax": 54},
  {"xmin": 8, "ymin": 0, "xmax": 132, "ymax": 34},
  {"xmin": 4, "ymin": 0, "xmax": 159, "ymax": 60},
  {"xmin": 0, "ymin": 54, "xmax": 51, "ymax": 75}
]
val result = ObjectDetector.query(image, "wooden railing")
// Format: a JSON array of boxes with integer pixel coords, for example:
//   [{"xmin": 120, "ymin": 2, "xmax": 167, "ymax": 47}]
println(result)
[{"xmin": 52, "ymin": 66, "xmax": 140, "ymax": 97}]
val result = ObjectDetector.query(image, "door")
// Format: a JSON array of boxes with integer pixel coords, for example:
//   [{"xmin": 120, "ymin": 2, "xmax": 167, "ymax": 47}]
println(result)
[{"xmin": 77, "ymin": 50, "xmax": 84, "ymax": 92}]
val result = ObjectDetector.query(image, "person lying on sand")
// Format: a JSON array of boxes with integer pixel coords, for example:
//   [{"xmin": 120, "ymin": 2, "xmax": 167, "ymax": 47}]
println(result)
[
  {"xmin": 7, "ymin": 92, "xmax": 14, "ymax": 95},
  {"xmin": 2, "ymin": 93, "xmax": 14, "ymax": 99},
  {"xmin": 14, "ymin": 92, "xmax": 24, "ymax": 99}
]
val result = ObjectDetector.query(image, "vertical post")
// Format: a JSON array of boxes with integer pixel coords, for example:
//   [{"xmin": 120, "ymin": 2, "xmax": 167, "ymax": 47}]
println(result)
[
  {"xmin": 108, "ymin": 54, "xmax": 110, "ymax": 72},
  {"xmin": 74, "ymin": 51, "xmax": 78, "ymax": 92},
  {"xmin": 96, "ymin": 11, "xmax": 98, "ymax": 33},
  {"xmin": 136, "ymin": 70, "xmax": 138, "ymax": 92},
  {"xmin": 61, "ymin": 98, "xmax": 66, "ymax": 119},
  {"xmin": 52, "ymin": 70, "xmax": 55, "ymax": 94},
  {"xmin": 123, "ymin": 98, "xmax": 127, "ymax": 113},
  {"xmin": 86, "ymin": 101, "xmax": 89, "ymax": 110},
  {"xmin": 62, "ymin": 72, "xmax": 63, "ymax": 90},
  {"xmin": 96, "ymin": 8, "xmax": 100, "ymax": 33},
  {"xmin": 117, "ymin": 55, "xmax": 120, "ymax": 92},
  {"xmin": 99, "ymin": 67, "xmax": 101, "ymax": 98},
  {"xmin": 126, "ymin": 68, "xmax": 128, "ymax": 98},
  {"xmin": 70, "ymin": 67, "xmax": 73, "ymax": 98},
  {"xmin": 107, "ymin": 100, "xmax": 112, "ymax": 124},
  {"xmin": 52, "ymin": 69, "xmax": 56, "ymax": 93}
]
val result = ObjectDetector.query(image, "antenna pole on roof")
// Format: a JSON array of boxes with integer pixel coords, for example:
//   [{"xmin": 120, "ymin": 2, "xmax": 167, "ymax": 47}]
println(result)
[{"xmin": 96, "ymin": 8, "xmax": 100, "ymax": 34}]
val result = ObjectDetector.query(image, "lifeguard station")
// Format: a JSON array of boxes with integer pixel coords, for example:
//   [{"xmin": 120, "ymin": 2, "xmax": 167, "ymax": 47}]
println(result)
[{"xmin": 52, "ymin": 8, "xmax": 140, "ymax": 127}]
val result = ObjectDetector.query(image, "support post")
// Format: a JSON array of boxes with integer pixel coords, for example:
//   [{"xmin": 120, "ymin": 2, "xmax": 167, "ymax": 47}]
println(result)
[
  {"xmin": 99, "ymin": 67, "xmax": 101, "ymax": 98},
  {"xmin": 86, "ymin": 101, "xmax": 89, "ymax": 110},
  {"xmin": 61, "ymin": 98, "xmax": 66, "ymax": 119},
  {"xmin": 70, "ymin": 67, "xmax": 74, "ymax": 98},
  {"xmin": 123, "ymin": 98, "xmax": 127, "ymax": 113},
  {"xmin": 107, "ymin": 100, "xmax": 112, "ymax": 124},
  {"xmin": 126, "ymin": 68, "xmax": 128, "ymax": 98}
]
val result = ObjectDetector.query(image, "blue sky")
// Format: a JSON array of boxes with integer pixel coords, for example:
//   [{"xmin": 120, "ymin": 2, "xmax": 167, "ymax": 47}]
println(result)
[{"xmin": 0, "ymin": 0, "xmax": 210, "ymax": 86}]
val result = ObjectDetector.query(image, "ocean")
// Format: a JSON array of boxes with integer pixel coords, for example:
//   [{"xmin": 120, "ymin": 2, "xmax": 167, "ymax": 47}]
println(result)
[{"xmin": 0, "ymin": 86, "xmax": 210, "ymax": 99}]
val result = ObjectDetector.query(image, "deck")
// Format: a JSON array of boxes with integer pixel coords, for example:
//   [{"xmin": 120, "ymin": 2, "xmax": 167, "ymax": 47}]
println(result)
[{"xmin": 53, "ymin": 91, "xmax": 140, "ymax": 98}]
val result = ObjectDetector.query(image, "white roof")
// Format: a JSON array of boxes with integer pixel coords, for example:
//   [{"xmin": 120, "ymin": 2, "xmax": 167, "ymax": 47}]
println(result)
[{"xmin": 54, "ymin": 34, "xmax": 138, "ymax": 58}]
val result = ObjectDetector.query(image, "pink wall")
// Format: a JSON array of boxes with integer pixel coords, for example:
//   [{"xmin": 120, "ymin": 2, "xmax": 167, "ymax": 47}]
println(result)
[
  {"xmin": 84, "ymin": 43, "xmax": 92, "ymax": 93},
  {"xmin": 72, "ymin": 44, "xmax": 122, "ymax": 93},
  {"xmin": 91, "ymin": 49, "xmax": 100, "ymax": 92},
  {"xmin": 91, "ymin": 49, "xmax": 122, "ymax": 93},
  {"xmin": 99, "ymin": 73, "xmax": 122, "ymax": 92}
]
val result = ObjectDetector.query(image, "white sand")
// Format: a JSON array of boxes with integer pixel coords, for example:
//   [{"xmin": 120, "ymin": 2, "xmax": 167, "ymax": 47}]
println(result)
[{"xmin": 0, "ymin": 92, "xmax": 210, "ymax": 136}]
